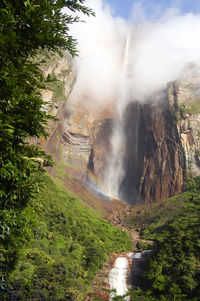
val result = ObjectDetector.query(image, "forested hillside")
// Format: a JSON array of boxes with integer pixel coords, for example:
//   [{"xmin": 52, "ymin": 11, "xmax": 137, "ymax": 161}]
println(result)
[
  {"xmin": 0, "ymin": 0, "xmax": 99, "ymax": 299},
  {"xmin": 5, "ymin": 175, "xmax": 131, "ymax": 300},
  {"xmin": 124, "ymin": 177, "xmax": 200, "ymax": 301}
]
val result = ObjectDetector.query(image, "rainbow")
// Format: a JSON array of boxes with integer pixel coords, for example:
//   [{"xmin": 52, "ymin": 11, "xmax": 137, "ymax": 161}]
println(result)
[{"xmin": 85, "ymin": 169, "xmax": 111, "ymax": 199}]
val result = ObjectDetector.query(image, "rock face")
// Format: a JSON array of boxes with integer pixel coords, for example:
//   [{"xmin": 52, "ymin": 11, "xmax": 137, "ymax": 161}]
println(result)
[
  {"xmin": 120, "ymin": 64, "xmax": 200, "ymax": 204},
  {"xmin": 31, "ymin": 50, "xmax": 76, "ymax": 166},
  {"xmin": 33, "ymin": 52, "xmax": 114, "ymax": 189},
  {"xmin": 168, "ymin": 64, "xmax": 200, "ymax": 177},
  {"xmin": 32, "ymin": 52, "xmax": 111, "ymax": 184},
  {"xmin": 53, "ymin": 103, "xmax": 113, "ymax": 182},
  {"xmin": 120, "ymin": 96, "xmax": 186, "ymax": 204},
  {"xmin": 38, "ymin": 53, "xmax": 200, "ymax": 205}
]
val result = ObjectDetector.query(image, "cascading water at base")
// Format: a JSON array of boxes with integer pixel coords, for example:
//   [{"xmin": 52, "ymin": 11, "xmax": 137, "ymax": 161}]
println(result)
[{"xmin": 109, "ymin": 257, "xmax": 130, "ymax": 301}]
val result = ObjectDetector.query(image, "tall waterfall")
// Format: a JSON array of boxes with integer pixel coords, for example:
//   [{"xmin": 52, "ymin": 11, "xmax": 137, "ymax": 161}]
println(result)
[{"xmin": 104, "ymin": 35, "xmax": 131, "ymax": 199}]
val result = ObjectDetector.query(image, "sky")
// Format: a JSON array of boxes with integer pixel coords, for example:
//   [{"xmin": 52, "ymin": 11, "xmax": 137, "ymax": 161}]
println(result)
[{"xmin": 105, "ymin": 0, "xmax": 200, "ymax": 20}]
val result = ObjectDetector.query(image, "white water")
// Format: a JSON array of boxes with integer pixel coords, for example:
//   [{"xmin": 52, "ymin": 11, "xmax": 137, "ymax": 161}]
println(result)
[
  {"xmin": 131, "ymin": 252, "xmax": 142, "ymax": 259},
  {"xmin": 127, "ymin": 250, "xmax": 152, "ymax": 259},
  {"xmin": 109, "ymin": 257, "xmax": 129, "ymax": 300},
  {"xmin": 109, "ymin": 251, "xmax": 152, "ymax": 300},
  {"xmin": 104, "ymin": 35, "xmax": 131, "ymax": 199}
]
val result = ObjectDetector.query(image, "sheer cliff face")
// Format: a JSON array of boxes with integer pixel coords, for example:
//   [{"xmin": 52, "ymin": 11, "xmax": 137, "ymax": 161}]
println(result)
[
  {"xmin": 119, "ymin": 66, "xmax": 200, "ymax": 204},
  {"xmin": 56, "ymin": 92, "xmax": 186, "ymax": 205},
  {"xmin": 40, "ymin": 54, "xmax": 200, "ymax": 205},
  {"xmin": 168, "ymin": 65, "xmax": 200, "ymax": 177},
  {"xmin": 120, "ymin": 66, "xmax": 200, "ymax": 204},
  {"xmin": 121, "ymin": 98, "xmax": 186, "ymax": 204}
]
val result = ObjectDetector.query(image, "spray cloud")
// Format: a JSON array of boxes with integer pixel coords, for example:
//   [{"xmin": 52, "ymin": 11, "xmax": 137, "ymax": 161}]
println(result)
[{"xmin": 68, "ymin": 0, "xmax": 200, "ymax": 108}]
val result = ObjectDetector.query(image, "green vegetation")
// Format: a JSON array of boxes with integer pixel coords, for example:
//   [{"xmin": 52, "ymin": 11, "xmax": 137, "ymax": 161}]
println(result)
[
  {"xmin": 2, "ymin": 1, "xmax": 200, "ymax": 300},
  {"xmin": 45, "ymin": 73, "xmax": 67, "ymax": 102},
  {"xmin": 6, "ymin": 175, "xmax": 132, "ymax": 300},
  {"xmin": 179, "ymin": 99, "xmax": 200, "ymax": 116},
  {"xmin": 0, "ymin": 0, "xmax": 94, "ymax": 297},
  {"xmin": 55, "ymin": 166, "xmax": 66, "ymax": 178},
  {"xmin": 125, "ymin": 177, "xmax": 200, "ymax": 301},
  {"xmin": 182, "ymin": 83, "xmax": 194, "ymax": 89},
  {"xmin": 136, "ymin": 241, "xmax": 152, "ymax": 250},
  {"xmin": 125, "ymin": 192, "xmax": 187, "ymax": 234}
]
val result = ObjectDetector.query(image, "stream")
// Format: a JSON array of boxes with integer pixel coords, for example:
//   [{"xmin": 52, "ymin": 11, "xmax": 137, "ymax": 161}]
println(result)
[{"xmin": 109, "ymin": 251, "xmax": 152, "ymax": 300}]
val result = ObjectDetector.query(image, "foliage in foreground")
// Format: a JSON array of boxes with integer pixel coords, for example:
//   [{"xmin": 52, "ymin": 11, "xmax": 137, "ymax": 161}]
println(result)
[
  {"xmin": 0, "ymin": 0, "xmax": 94, "ymax": 293},
  {"xmin": 4, "ymin": 175, "xmax": 132, "ymax": 300}
]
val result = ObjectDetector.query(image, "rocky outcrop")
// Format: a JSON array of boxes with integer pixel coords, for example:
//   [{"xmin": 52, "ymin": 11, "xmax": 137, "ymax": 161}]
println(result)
[{"xmin": 51, "ymin": 103, "xmax": 113, "ymax": 182}]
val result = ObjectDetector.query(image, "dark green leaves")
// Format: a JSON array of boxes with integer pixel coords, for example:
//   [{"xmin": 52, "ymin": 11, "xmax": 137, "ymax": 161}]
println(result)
[
  {"xmin": 139, "ymin": 180, "xmax": 200, "ymax": 301},
  {"xmin": 0, "ymin": 0, "xmax": 94, "ymax": 296}
]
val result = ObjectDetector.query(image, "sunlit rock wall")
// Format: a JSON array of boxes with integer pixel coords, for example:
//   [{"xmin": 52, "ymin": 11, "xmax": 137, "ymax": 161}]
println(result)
[{"xmin": 168, "ymin": 64, "xmax": 200, "ymax": 177}]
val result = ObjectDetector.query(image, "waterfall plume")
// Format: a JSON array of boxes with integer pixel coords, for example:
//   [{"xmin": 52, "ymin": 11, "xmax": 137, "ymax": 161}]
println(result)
[{"xmin": 104, "ymin": 34, "xmax": 131, "ymax": 199}]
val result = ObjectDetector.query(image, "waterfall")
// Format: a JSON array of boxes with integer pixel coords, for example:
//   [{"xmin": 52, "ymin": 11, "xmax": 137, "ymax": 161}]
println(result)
[
  {"xmin": 104, "ymin": 35, "xmax": 131, "ymax": 199},
  {"xmin": 109, "ymin": 257, "xmax": 129, "ymax": 301}
]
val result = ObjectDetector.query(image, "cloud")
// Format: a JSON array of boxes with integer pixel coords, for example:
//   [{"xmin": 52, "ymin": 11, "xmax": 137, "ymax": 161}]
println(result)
[
  {"xmin": 68, "ymin": 0, "xmax": 128, "ymax": 110},
  {"xmin": 67, "ymin": 0, "xmax": 200, "ymax": 109},
  {"xmin": 130, "ymin": 0, "xmax": 181, "ymax": 23},
  {"xmin": 128, "ymin": 13, "xmax": 200, "ymax": 100}
]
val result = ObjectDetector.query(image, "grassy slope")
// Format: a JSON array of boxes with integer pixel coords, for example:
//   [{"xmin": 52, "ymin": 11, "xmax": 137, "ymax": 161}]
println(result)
[{"xmin": 9, "ymin": 174, "xmax": 132, "ymax": 301}]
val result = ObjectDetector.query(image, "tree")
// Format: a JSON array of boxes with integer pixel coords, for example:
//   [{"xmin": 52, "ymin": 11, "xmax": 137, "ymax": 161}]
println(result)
[{"xmin": 0, "ymin": 0, "xmax": 94, "ymax": 296}]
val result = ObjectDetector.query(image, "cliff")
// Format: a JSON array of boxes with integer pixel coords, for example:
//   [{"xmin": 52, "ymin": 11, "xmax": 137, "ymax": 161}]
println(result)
[
  {"xmin": 121, "ymin": 64, "xmax": 200, "ymax": 204},
  {"xmin": 121, "ymin": 97, "xmax": 186, "ymax": 204},
  {"xmin": 34, "ymin": 51, "xmax": 112, "ymax": 187},
  {"xmin": 38, "ymin": 53, "xmax": 200, "ymax": 205},
  {"xmin": 168, "ymin": 64, "xmax": 200, "ymax": 177}
]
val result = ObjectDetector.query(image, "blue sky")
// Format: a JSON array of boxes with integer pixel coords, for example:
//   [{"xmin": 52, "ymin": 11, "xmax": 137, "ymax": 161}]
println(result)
[{"xmin": 105, "ymin": 0, "xmax": 200, "ymax": 19}]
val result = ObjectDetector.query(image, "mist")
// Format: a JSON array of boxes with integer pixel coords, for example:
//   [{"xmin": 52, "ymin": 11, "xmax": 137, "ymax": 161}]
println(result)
[{"xmin": 67, "ymin": 0, "xmax": 200, "ymax": 109}]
